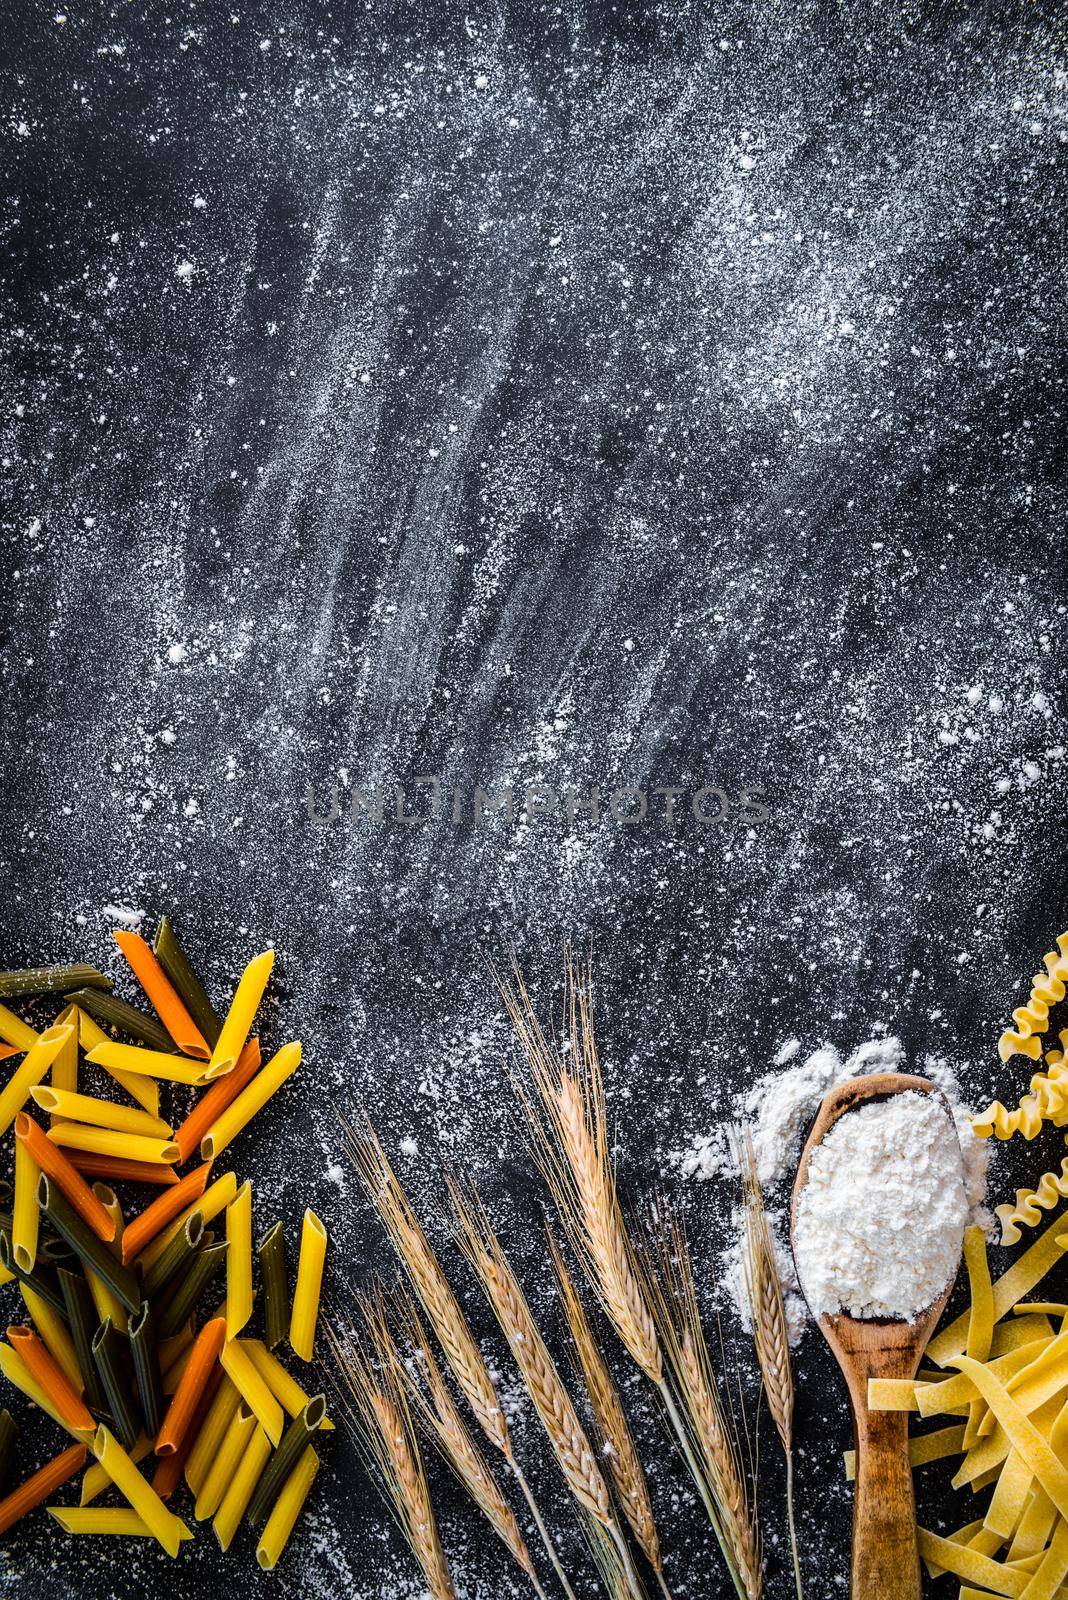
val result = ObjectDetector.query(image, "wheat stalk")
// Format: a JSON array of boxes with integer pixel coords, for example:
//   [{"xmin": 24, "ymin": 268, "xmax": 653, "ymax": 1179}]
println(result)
[
  {"xmin": 399, "ymin": 1291, "xmax": 547, "ymax": 1597},
  {"xmin": 327, "ymin": 1299, "xmax": 455, "ymax": 1600},
  {"xmin": 733, "ymin": 1125, "xmax": 802, "ymax": 1600},
  {"xmin": 643, "ymin": 1202, "xmax": 761, "ymax": 1600},
  {"xmin": 548, "ymin": 1230, "xmax": 670, "ymax": 1598},
  {"xmin": 497, "ymin": 953, "xmax": 662, "ymax": 1385},
  {"xmin": 343, "ymin": 1112, "xmax": 574, "ymax": 1600}
]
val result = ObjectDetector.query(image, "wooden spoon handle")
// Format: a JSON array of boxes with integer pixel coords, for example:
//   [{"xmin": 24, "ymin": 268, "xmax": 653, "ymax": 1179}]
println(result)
[{"xmin": 851, "ymin": 1405, "xmax": 921, "ymax": 1599}]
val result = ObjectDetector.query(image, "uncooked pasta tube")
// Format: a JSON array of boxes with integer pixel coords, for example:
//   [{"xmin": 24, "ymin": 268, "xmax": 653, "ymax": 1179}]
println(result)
[
  {"xmin": 225, "ymin": 1181, "xmax": 253, "ymax": 1339},
  {"xmin": 112, "ymin": 930, "xmax": 210, "ymax": 1059},
  {"xmin": 207, "ymin": 950, "xmax": 274, "ymax": 1079},
  {"xmin": 255, "ymin": 1445, "xmax": 319, "ymax": 1570},
  {"xmin": 289, "ymin": 1210, "xmax": 326, "ymax": 1361},
  {"xmin": 0, "ymin": 1442, "xmax": 88, "ymax": 1535},
  {"xmin": 200, "ymin": 1041, "xmax": 300, "ymax": 1161},
  {"xmin": 0, "ymin": 1023, "xmax": 75, "ymax": 1136},
  {"xmin": 90, "ymin": 1426, "xmax": 189, "ymax": 1557}
]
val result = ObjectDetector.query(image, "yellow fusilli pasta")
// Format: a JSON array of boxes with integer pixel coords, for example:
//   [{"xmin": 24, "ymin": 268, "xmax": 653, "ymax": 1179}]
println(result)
[
  {"xmin": 998, "ymin": 933, "xmax": 1068, "ymax": 1062},
  {"xmin": 997, "ymin": 1158, "xmax": 1068, "ymax": 1245}
]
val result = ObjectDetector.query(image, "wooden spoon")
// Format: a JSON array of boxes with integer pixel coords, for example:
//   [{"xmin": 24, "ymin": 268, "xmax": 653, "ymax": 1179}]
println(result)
[{"xmin": 791, "ymin": 1072, "xmax": 964, "ymax": 1600}]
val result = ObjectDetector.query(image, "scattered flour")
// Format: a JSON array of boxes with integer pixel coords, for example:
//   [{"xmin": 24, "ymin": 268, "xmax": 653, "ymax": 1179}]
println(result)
[
  {"xmin": 675, "ymin": 1035, "xmax": 988, "ymax": 1341},
  {"xmin": 793, "ymin": 1090, "xmax": 968, "ymax": 1321}
]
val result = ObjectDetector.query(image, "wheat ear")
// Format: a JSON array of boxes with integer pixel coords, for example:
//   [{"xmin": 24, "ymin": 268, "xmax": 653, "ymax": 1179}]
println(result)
[
  {"xmin": 327, "ymin": 1298, "xmax": 455, "ymax": 1600},
  {"xmin": 343, "ymin": 1113, "xmax": 571, "ymax": 1600},
  {"xmin": 498, "ymin": 953, "xmax": 662, "ymax": 1385},
  {"xmin": 643, "ymin": 1203, "xmax": 761, "ymax": 1600},
  {"xmin": 400, "ymin": 1292, "xmax": 547, "ymax": 1598},
  {"xmin": 549, "ymin": 1230, "xmax": 670, "ymax": 1598},
  {"xmin": 450, "ymin": 1177, "xmax": 646, "ymax": 1600},
  {"xmin": 733, "ymin": 1126, "xmax": 802, "ymax": 1600}
]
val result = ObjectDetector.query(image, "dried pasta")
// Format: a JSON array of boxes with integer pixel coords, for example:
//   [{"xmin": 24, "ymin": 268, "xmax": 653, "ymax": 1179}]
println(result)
[
  {"xmin": 998, "ymin": 1160, "xmax": 1068, "ymax": 1246},
  {"xmin": 998, "ymin": 933, "xmax": 1068, "ymax": 1062}
]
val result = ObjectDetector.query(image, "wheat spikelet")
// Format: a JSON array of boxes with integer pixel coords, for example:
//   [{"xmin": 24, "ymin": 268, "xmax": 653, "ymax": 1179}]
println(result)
[
  {"xmin": 327, "ymin": 1300, "xmax": 455, "ymax": 1600},
  {"xmin": 342, "ymin": 1112, "xmax": 511, "ymax": 1457},
  {"xmin": 449, "ymin": 1175, "xmax": 614, "ymax": 1527},
  {"xmin": 549, "ymin": 1229, "xmax": 663, "ymax": 1576},
  {"xmin": 399, "ymin": 1292, "xmax": 541, "ymax": 1588},
  {"xmin": 643, "ymin": 1202, "xmax": 761, "ymax": 1600},
  {"xmin": 498, "ymin": 954, "xmax": 662, "ymax": 1384}
]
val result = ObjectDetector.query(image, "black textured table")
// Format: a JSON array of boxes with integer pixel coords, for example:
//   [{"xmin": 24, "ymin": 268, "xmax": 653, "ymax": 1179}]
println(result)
[{"xmin": 2, "ymin": 3, "xmax": 1066, "ymax": 1597}]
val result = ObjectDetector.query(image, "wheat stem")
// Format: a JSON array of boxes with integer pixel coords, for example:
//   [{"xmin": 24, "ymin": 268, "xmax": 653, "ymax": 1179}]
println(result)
[
  {"xmin": 658, "ymin": 1378, "xmax": 746, "ymax": 1600},
  {"xmin": 786, "ymin": 1451, "xmax": 802, "ymax": 1600},
  {"xmin": 510, "ymin": 1459, "xmax": 580, "ymax": 1600}
]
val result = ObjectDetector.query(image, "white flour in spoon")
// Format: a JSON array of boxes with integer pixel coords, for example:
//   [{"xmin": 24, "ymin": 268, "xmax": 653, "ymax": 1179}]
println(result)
[{"xmin": 792, "ymin": 1090, "xmax": 968, "ymax": 1321}]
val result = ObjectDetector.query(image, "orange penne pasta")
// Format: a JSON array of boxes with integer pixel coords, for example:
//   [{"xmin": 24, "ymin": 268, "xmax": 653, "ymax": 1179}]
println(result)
[
  {"xmin": 122, "ymin": 1162, "xmax": 212, "ymax": 1265},
  {"xmin": 6, "ymin": 1326, "xmax": 94, "ymax": 1434},
  {"xmin": 0, "ymin": 1441, "xmax": 88, "ymax": 1535},
  {"xmin": 151, "ymin": 1366, "xmax": 223, "ymax": 1501},
  {"xmin": 112, "ymin": 931, "xmax": 210, "ymax": 1060},
  {"xmin": 172, "ymin": 1038, "xmax": 261, "ymax": 1164},
  {"xmin": 15, "ymin": 1115, "xmax": 116, "ymax": 1243},
  {"xmin": 65, "ymin": 1152, "xmax": 180, "ymax": 1187},
  {"xmin": 156, "ymin": 1318, "xmax": 226, "ymax": 1456}
]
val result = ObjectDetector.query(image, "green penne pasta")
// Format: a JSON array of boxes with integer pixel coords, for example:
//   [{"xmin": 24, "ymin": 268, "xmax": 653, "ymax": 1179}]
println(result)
[
  {"xmin": 258, "ymin": 1221, "xmax": 289, "ymax": 1352},
  {"xmin": 247, "ymin": 1394, "xmax": 327, "ymax": 1527},
  {"xmin": 37, "ymin": 1175, "xmax": 141, "ymax": 1315},
  {"xmin": 127, "ymin": 1302, "xmax": 164, "ymax": 1439},
  {"xmin": 141, "ymin": 1213, "xmax": 204, "ymax": 1301},
  {"xmin": 0, "ymin": 1409, "xmax": 18, "ymax": 1492},
  {"xmin": 58, "ymin": 1266, "xmax": 109, "ymax": 1415},
  {"xmin": 152, "ymin": 917, "xmax": 222, "ymax": 1048},
  {"xmin": 64, "ymin": 989, "xmax": 173, "ymax": 1053},
  {"xmin": 0, "ymin": 1230, "xmax": 66, "ymax": 1316},
  {"xmin": 92, "ymin": 1318, "xmax": 142, "ymax": 1450},
  {"xmin": 0, "ymin": 965, "xmax": 112, "ymax": 1000},
  {"xmin": 158, "ymin": 1241, "xmax": 229, "ymax": 1339}
]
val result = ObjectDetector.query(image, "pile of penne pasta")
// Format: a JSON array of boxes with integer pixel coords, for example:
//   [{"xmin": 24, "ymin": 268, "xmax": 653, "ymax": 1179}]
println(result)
[{"xmin": 0, "ymin": 917, "xmax": 329, "ymax": 1567}]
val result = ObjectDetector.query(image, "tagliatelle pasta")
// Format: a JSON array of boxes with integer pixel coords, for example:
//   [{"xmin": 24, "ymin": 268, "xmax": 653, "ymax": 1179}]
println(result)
[{"xmin": 927, "ymin": 1215, "xmax": 1068, "ymax": 1367}]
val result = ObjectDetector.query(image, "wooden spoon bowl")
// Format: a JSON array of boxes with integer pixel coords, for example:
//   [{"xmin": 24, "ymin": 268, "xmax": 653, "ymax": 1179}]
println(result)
[{"xmin": 791, "ymin": 1072, "xmax": 963, "ymax": 1600}]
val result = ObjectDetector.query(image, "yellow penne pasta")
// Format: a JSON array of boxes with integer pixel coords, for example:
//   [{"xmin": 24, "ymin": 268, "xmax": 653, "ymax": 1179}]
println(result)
[
  {"xmin": 208, "ymin": 950, "xmax": 275, "ymax": 1078},
  {"xmin": 20, "ymin": 1282, "xmax": 83, "ymax": 1394},
  {"xmin": 289, "ymin": 1210, "xmax": 327, "ymax": 1362},
  {"xmin": 219, "ymin": 1339, "xmax": 284, "ymax": 1444},
  {"xmin": 242, "ymin": 1339, "xmax": 335, "ymax": 1430},
  {"xmin": 0, "ymin": 1342, "xmax": 86, "ymax": 1441},
  {"xmin": 0, "ymin": 1002, "xmax": 37, "ymax": 1052},
  {"xmin": 200, "ymin": 1041, "xmax": 301, "ymax": 1161},
  {"xmin": 47, "ymin": 1124, "xmax": 179, "ymax": 1164},
  {"xmin": 184, "ymin": 1378, "xmax": 240, "ymax": 1496},
  {"xmin": 31, "ymin": 1086, "xmax": 172, "ymax": 1138},
  {"xmin": 225, "ymin": 1180, "xmax": 253, "ymax": 1340},
  {"xmin": 214, "ymin": 1424, "xmax": 272, "ymax": 1552},
  {"xmin": 74, "ymin": 1009, "xmax": 160, "ymax": 1117},
  {"xmin": 91, "ymin": 1426, "xmax": 189, "ymax": 1557},
  {"xmin": 85, "ymin": 1041, "xmax": 208, "ymax": 1085},
  {"xmin": 256, "ymin": 1445, "xmax": 319, "ymax": 1570},
  {"xmin": 195, "ymin": 1403, "xmax": 257, "ymax": 1521},
  {"xmin": 80, "ymin": 1437, "xmax": 153, "ymax": 1505},
  {"xmin": 49, "ymin": 1506, "xmax": 193, "ymax": 1538},
  {"xmin": 136, "ymin": 1171, "xmax": 237, "ymax": 1272},
  {"xmin": 49, "ymin": 1005, "xmax": 79, "ymax": 1106},
  {"xmin": 0, "ymin": 1022, "xmax": 74, "ymax": 1135},
  {"xmin": 12, "ymin": 1133, "xmax": 39, "ymax": 1272}
]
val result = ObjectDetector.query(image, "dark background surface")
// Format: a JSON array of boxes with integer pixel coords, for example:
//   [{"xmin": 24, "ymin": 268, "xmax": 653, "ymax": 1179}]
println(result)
[{"xmin": 1, "ymin": 2, "xmax": 1067, "ymax": 1596}]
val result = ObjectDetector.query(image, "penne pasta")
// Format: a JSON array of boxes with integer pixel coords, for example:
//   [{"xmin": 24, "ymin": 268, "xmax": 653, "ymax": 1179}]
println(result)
[
  {"xmin": 0, "ymin": 965, "xmax": 109, "ymax": 1001},
  {"xmin": 66, "ymin": 988, "xmax": 172, "ymax": 1053},
  {"xmin": 208, "ymin": 950, "xmax": 275, "ymax": 1079},
  {"xmin": 0, "ymin": 1442, "xmax": 88, "ymax": 1536},
  {"xmin": 91, "ymin": 1425, "xmax": 189, "ymax": 1557},
  {"xmin": 37, "ymin": 1174, "xmax": 139, "ymax": 1314},
  {"xmin": 200, "ymin": 1041, "xmax": 301, "ymax": 1161},
  {"xmin": 121, "ymin": 1161, "xmax": 210, "ymax": 1265},
  {"xmin": 289, "ymin": 1210, "xmax": 327, "ymax": 1362},
  {"xmin": 0, "ymin": 1022, "xmax": 75, "ymax": 1136},
  {"xmin": 213, "ymin": 1422, "xmax": 271, "ymax": 1551},
  {"xmin": 247, "ymin": 1395, "xmax": 327, "ymax": 1526},
  {"xmin": 32, "ymin": 1085, "xmax": 172, "ymax": 1138},
  {"xmin": 219, "ymin": 1338, "xmax": 285, "ymax": 1445},
  {"xmin": 151, "ymin": 1366, "xmax": 222, "ymax": 1502},
  {"xmin": 225, "ymin": 1180, "xmax": 253, "ymax": 1340},
  {"xmin": 66, "ymin": 1151, "xmax": 178, "ymax": 1187},
  {"xmin": 258, "ymin": 1221, "xmax": 289, "ymax": 1350},
  {"xmin": 113, "ymin": 930, "xmax": 210, "ymax": 1059},
  {"xmin": 142, "ymin": 1214, "xmax": 204, "ymax": 1300},
  {"xmin": 137, "ymin": 1170, "xmax": 236, "ymax": 1273},
  {"xmin": 128, "ymin": 1301, "xmax": 164, "ymax": 1439},
  {"xmin": 183, "ymin": 1376, "xmax": 239, "ymax": 1496},
  {"xmin": 243, "ymin": 1338, "xmax": 335, "ymax": 1430},
  {"xmin": 86, "ymin": 1040, "xmax": 208, "ymax": 1085},
  {"xmin": 0, "ymin": 1340, "xmax": 79, "ymax": 1437},
  {"xmin": 157, "ymin": 1242, "xmax": 228, "ymax": 1340},
  {"xmin": 73, "ymin": 1008, "xmax": 160, "ymax": 1118},
  {"xmin": 152, "ymin": 917, "xmax": 222, "ymax": 1049},
  {"xmin": 195, "ymin": 1402, "xmax": 256, "ymax": 1522},
  {"xmin": 156, "ymin": 1317, "xmax": 226, "ymax": 1456},
  {"xmin": 172, "ymin": 1036, "xmax": 260, "ymax": 1163},
  {"xmin": 92, "ymin": 1320, "xmax": 141, "ymax": 1449},
  {"xmin": 0, "ymin": 1232, "xmax": 64, "ymax": 1314},
  {"xmin": 7, "ymin": 1324, "xmax": 94, "ymax": 1433},
  {"xmin": 48, "ymin": 1123, "xmax": 179, "ymax": 1165},
  {"xmin": 19, "ymin": 1282, "xmax": 83, "ymax": 1395},
  {"xmin": 255, "ymin": 1445, "xmax": 319, "ymax": 1570},
  {"xmin": 12, "ymin": 1132, "xmax": 39, "ymax": 1272},
  {"xmin": 48, "ymin": 1005, "xmax": 79, "ymax": 1106},
  {"xmin": 17, "ymin": 1115, "xmax": 117, "ymax": 1243},
  {"xmin": 79, "ymin": 1436, "xmax": 153, "ymax": 1507},
  {"xmin": 0, "ymin": 1002, "xmax": 37, "ymax": 1053},
  {"xmin": 49, "ymin": 1506, "xmax": 192, "ymax": 1537},
  {"xmin": 59, "ymin": 1269, "xmax": 108, "ymax": 1417}
]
